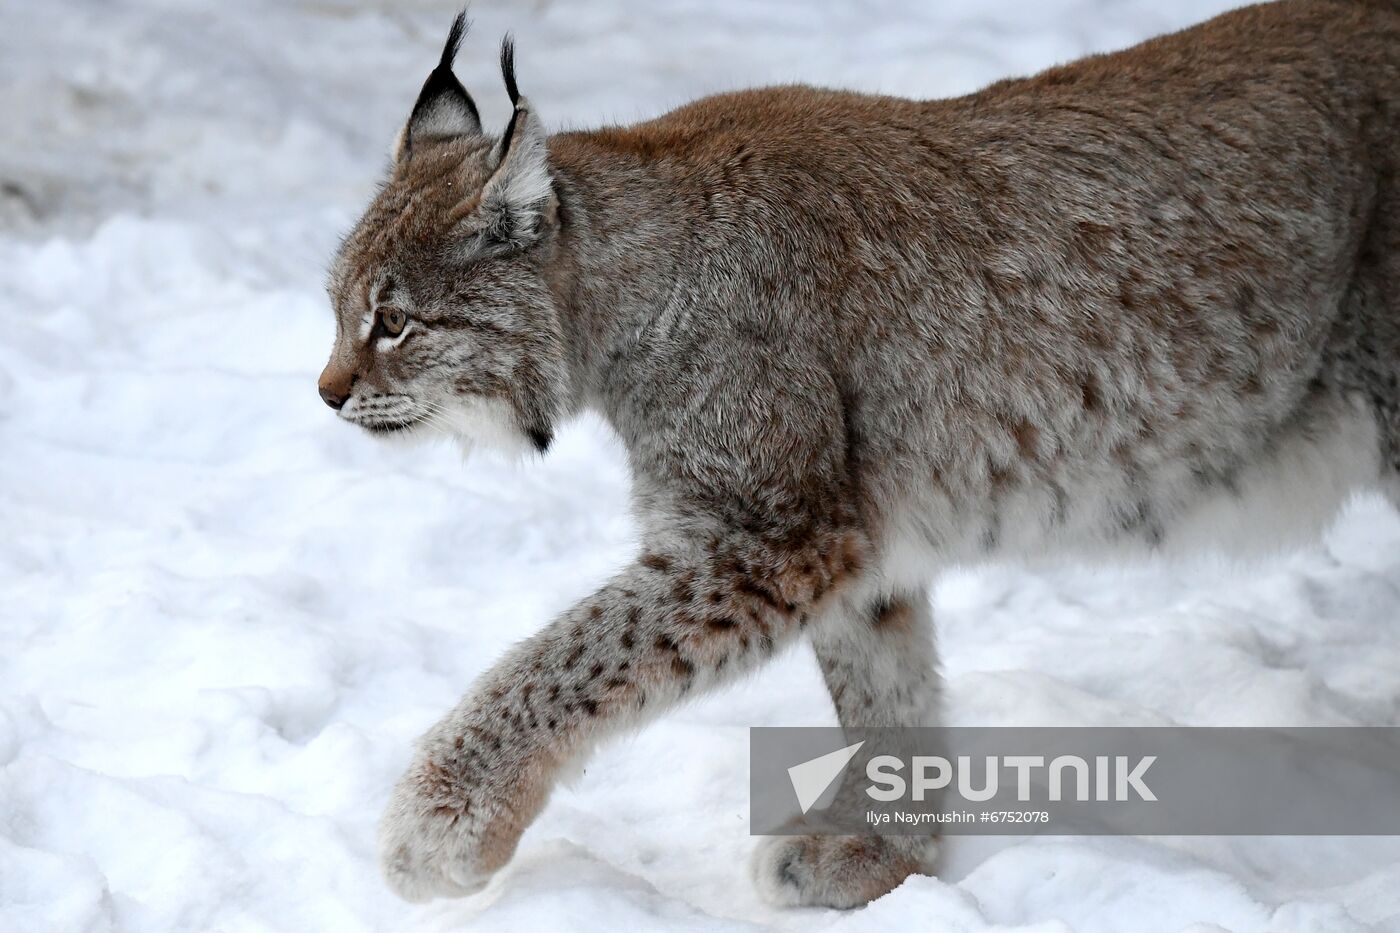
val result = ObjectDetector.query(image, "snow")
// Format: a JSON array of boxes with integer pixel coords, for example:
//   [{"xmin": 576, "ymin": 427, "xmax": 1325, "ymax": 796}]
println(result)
[{"xmin": 3, "ymin": 0, "xmax": 1400, "ymax": 930}]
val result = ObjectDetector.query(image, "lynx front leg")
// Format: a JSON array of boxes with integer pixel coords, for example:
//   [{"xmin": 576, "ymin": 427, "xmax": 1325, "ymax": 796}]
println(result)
[
  {"xmin": 753, "ymin": 591, "xmax": 942, "ymax": 908},
  {"xmin": 378, "ymin": 524, "xmax": 866, "ymax": 902}
]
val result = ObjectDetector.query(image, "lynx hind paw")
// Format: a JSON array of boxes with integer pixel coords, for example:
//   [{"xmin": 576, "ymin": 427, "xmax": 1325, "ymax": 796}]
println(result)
[{"xmin": 751, "ymin": 834, "xmax": 938, "ymax": 909}]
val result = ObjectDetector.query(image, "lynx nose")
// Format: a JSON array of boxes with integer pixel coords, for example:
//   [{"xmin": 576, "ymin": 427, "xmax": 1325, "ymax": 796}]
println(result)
[
  {"xmin": 318, "ymin": 365, "xmax": 356, "ymax": 411},
  {"xmin": 318, "ymin": 384, "xmax": 347, "ymax": 410}
]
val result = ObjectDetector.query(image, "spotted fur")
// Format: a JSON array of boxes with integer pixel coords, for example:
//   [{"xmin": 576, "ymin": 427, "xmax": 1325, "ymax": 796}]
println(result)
[{"xmin": 323, "ymin": 1, "xmax": 1400, "ymax": 908}]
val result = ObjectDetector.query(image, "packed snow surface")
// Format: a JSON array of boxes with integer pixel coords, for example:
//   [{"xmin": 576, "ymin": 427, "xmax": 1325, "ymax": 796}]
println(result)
[{"xmin": 3, "ymin": 1, "xmax": 1400, "ymax": 930}]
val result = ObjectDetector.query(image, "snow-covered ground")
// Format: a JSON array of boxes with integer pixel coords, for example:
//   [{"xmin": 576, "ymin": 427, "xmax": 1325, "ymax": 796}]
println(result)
[{"xmin": 4, "ymin": 0, "xmax": 1400, "ymax": 930}]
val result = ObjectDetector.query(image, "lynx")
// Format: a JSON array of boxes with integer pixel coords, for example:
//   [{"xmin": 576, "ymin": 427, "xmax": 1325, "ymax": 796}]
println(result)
[{"xmin": 320, "ymin": 0, "xmax": 1400, "ymax": 908}]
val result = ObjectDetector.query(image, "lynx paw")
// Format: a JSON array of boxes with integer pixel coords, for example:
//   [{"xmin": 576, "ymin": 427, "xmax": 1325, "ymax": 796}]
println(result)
[
  {"xmin": 377, "ymin": 747, "xmax": 540, "ymax": 903},
  {"xmin": 378, "ymin": 761, "xmax": 494, "ymax": 901},
  {"xmin": 751, "ymin": 834, "xmax": 938, "ymax": 908}
]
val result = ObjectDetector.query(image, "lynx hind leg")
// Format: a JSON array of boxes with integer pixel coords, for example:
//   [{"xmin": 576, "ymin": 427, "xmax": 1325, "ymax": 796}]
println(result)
[{"xmin": 752, "ymin": 591, "xmax": 941, "ymax": 909}]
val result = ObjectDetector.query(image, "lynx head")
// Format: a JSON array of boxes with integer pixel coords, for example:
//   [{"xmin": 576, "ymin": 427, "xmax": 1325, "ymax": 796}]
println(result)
[{"xmin": 321, "ymin": 14, "xmax": 566, "ymax": 456}]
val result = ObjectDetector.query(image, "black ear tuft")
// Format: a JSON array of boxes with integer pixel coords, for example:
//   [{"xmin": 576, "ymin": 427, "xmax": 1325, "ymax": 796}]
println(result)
[
  {"xmin": 440, "ymin": 10, "xmax": 469, "ymax": 72},
  {"xmin": 500, "ymin": 35, "xmax": 520, "ymax": 108},
  {"xmin": 496, "ymin": 36, "xmax": 524, "ymax": 163},
  {"xmin": 403, "ymin": 11, "xmax": 482, "ymax": 153}
]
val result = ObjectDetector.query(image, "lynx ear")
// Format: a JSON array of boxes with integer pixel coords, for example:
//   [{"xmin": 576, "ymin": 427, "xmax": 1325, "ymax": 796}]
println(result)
[
  {"xmin": 397, "ymin": 12, "xmax": 482, "ymax": 160},
  {"xmin": 477, "ymin": 38, "xmax": 554, "ymax": 249}
]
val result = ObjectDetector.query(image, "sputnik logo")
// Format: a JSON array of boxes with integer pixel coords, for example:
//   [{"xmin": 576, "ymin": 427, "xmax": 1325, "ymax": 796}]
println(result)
[{"xmin": 787, "ymin": 740, "xmax": 865, "ymax": 814}]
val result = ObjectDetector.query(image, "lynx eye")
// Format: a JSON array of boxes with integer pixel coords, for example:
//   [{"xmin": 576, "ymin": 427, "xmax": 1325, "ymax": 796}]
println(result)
[{"xmin": 380, "ymin": 308, "xmax": 408, "ymax": 336}]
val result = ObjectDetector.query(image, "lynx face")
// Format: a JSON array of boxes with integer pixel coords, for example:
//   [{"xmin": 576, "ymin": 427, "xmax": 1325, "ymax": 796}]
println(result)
[{"xmin": 320, "ymin": 25, "xmax": 565, "ymax": 455}]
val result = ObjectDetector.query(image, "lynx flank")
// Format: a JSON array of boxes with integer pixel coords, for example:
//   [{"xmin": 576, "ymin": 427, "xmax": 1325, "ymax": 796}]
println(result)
[{"xmin": 320, "ymin": 0, "xmax": 1400, "ymax": 909}]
